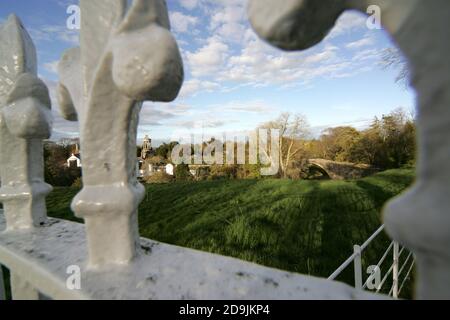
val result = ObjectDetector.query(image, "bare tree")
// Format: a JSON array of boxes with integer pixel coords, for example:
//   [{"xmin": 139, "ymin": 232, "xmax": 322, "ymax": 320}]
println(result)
[{"xmin": 260, "ymin": 113, "xmax": 310, "ymax": 178}]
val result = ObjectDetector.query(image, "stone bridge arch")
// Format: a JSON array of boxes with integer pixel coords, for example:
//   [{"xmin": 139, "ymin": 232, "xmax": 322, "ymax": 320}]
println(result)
[
  {"xmin": 305, "ymin": 159, "xmax": 377, "ymax": 180},
  {"xmin": 304, "ymin": 161, "xmax": 332, "ymax": 180}
]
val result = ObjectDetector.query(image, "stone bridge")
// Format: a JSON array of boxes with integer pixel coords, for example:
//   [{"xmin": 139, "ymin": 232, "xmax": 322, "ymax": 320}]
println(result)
[{"xmin": 305, "ymin": 159, "xmax": 378, "ymax": 180}]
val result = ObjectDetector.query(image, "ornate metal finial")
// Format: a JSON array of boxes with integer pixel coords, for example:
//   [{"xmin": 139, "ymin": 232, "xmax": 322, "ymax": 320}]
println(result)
[
  {"xmin": 0, "ymin": 15, "xmax": 53, "ymax": 230},
  {"xmin": 58, "ymin": 0, "xmax": 183, "ymax": 267},
  {"xmin": 248, "ymin": 0, "xmax": 450, "ymax": 299}
]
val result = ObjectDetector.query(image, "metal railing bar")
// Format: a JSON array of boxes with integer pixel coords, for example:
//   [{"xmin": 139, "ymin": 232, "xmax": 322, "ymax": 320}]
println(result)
[
  {"xmin": 398, "ymin": 260, "xmax": 415, "ymax": 295},
  {"xmin": 360, "ymin": 225, "xmax": 385, "ymax": 251},
  {"xmin": 328, "ymin": 252, "xmax": 358, "ymax": 280},
  {"xmin": 328, "ymin": 224, "xmax": 415, "ymax": 296},
  {"xmin": 389, "ymin": 254, "xmax": 414, "ymax": 297},
  {"xmin": 398, "ymin": 246, "xmax": 406, "ymax": 258},
  {"xmin": 376, "ymin": 262, "xmax": 394, "ymax": 293},
  {"xmin": 398, "ymin": 252, "xmax": 413, "ymax": 278},
  {"xmin": 329, "ymin": 225, "xmax": 385, "ymax": 280},
  {"xmin": 377, "ymin": 247, "xmax": 410, "ymax": 294},
  {"xmin": 376, "ymin": 241, "xmax": 394, "ymax": 267},
  {"xmin": 363, "ymin": 241, "xmax": 394, "ymax": 289}
]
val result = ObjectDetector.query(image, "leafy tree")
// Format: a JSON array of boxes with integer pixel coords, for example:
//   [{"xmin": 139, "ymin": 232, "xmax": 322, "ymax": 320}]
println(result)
[
  {"xmin": 175, "ymin": 163, "xmax": 192, "ymax": 181},
  {"xmin": 44, "ymin": 142, "xmax": 81, "ymax": 186},
  {"xmin": 349, "ymin": 109, "xmax": 416, "ymax": 169},
  {"xmin": 210, "ymin": 164, "xmax": 238, "ymax": 180},
  {"xmin": 237, "ymin": 164, "xmax": 261, "ymax": 179},
  {"xmin": 319, "ymin": 126, "xmax": 361, "ymax": 162},
  {"xmin": 155, "ymin": 141, "xmax": 179, "ymax": 160}
]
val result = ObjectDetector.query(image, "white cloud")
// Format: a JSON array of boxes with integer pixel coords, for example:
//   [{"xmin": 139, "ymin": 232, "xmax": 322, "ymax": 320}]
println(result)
[
  {"xmin": 169, "ymin": 11, "xmax": 198, "ymax": 33},
  {"xmin": 186, "ymin": 36, "xmax": 229, "ymax": 77},
  {"xmin": 220, "ymin": 31, "xmax": 349, "ymax": 85},
  {"xmin": 29, "ymin": 25, "xmax": 79, "ymax": 45},
  {"xmin": 140, "ymin": 102, "xmax": 192, "ymax": 126},
  {"xmin": 175, "ymin": 119, "xmax": 226, "ymax": 129},
  {"xmin": 209, "ymin": 1, "xmax": 247, "ymax": 42},
  {"xmin": 179, "ymin": 79, "xmax": 220, "ymax": 98},
  {"xmin": 325, "ymin": 11, "xmax": 368, "ymax": 40},
  {"xmin": 179, "ymin": 0, "xmax": 200, "ymax": 10},
  {"xmin": 42, "ymin": 78, "xmax": 80, "ymax": 140},
  {"xmin": 43, "ymin": 60, "xmax": 59, "ymax": 74},
  {"xmin": 181, "ymin": 5, "xmax": 382, "ymax": 88},
  {"xmin": 346, "ymin": 36, "xmax": 374, "ymax": 49},
  {"xmin": 214, "ymin": 100, "xmax": 274, "ymax": 114},
  {"xmin": 352, "ymin": 48, "xmax": 383, "ymax": 62}
]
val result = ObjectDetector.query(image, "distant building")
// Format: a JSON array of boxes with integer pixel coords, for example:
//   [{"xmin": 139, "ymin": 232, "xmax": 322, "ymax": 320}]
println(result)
[
  {"xmin": 67, "ymin": 144, "xmax": 82, "ymax": 168},
  {"xmin": 165, "ymin": 163, "xmax": 174, "ymax": 176},
  {"xmin": 140, "ymin": 135, "xmax": 155, "ymax": 160},
  {"xmin": 137, "ymin": 135, "xmax": 175, "ymax": 178},
  {"xmin": 67, "ymin": 154, "xmax": 81, "ymax": 168}
]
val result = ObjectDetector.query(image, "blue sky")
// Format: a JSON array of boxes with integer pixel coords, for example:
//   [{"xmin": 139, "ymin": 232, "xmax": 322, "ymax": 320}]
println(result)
[{"xmin": 0, "ymin": 0, "xmax": 415, "ymax": 144}]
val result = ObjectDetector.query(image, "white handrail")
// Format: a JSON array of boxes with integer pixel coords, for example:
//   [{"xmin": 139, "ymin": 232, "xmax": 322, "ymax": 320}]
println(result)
[
  {"xmin": 360, "ymin": 225, "xmax": 385, "ymax": 251},
  {"xmin": 329, "ymin": 225, "xmax": 386, "ymax": 281},
  {"xmin": 329, "ymin": 224, "xmax": 415, "ymax": 298},
  {"xmin": 328, "ymin": 253, "xmax": 358, "ymax": 280}
]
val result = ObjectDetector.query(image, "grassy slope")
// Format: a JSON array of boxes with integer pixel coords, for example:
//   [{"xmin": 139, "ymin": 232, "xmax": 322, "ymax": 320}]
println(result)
[{"xmin": 46, "ymin": 169, "xmax": 415, "ymax": 292}]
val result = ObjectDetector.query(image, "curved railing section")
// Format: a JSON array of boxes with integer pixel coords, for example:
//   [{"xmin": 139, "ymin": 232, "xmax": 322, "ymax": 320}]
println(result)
[{"xmin": 329, "ymin": 225, "xmax": 415, "ymax": 299}]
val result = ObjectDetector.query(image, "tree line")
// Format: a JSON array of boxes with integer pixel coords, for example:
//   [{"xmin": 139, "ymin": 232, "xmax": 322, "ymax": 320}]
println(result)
[
  {"xmin": 304, "ymin": 108, "xmax": 416, "ymax": 169},
  {"xmin": 43, "ymin": 108, "xmax": 416, "ymax": 185}
]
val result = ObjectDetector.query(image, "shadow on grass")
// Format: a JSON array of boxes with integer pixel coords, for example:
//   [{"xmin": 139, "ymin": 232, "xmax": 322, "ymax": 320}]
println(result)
[{"xmin": 44, "ymin": 169, "xmax": 415, "ymax": 297}]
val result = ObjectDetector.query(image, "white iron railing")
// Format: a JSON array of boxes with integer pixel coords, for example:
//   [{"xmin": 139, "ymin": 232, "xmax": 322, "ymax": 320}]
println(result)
[
  {"xmin": 1, "ymin": 0, "xmax": 450, "ymax": 300},
  {"xmin": 328, "ymin": 225, "xmax": 415, "ymax": 299}
]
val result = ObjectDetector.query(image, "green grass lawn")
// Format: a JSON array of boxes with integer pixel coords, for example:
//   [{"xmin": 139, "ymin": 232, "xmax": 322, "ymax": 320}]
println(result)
[{"xmin": 45, "ymin": 168, "xmax": 415, "ymax": 297}]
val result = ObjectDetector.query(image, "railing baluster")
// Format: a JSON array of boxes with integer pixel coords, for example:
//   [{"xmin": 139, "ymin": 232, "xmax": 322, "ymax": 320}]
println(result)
[
  {"xmin": 392, "ymin": 242, "xmax": 400, "ymax": 298},
  {"xmin": 0, "ymin": 15, "xmax": 52, "ymax": 230},
  {"xmin": 57, "ymin": 0, "xmax": 183, "ymax": 268},
  {"xmin": 353, "ymin": 245, "xmax": 362, "ymax": 290}
]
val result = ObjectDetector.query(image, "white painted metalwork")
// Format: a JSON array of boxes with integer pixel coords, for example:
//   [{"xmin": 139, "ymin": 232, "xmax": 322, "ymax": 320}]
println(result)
[
  {"xmin": 0, "ymin": 0, "xmax": 448, "ymax": 300},
  {"xmin": 0, "ymin": 1, "xmax": 383, "ymax": 300},
  {"xmin": 0, "ymin": 15, "xmax": 52, "ymax": 231},
  {"xmin": 328, "ymin": 225, "xmax": 384, "ymax": 281},
  {"xmin": 392, "ymin": 242, "xmax": 400, "ymax": 298},
  {"xmin": 0, "ymin": 14, "xmax": 53, "ymax": 301},
  {"xmin": 249, "ymin": 0, "xmax": 450, "ymax": 300},
  {"xmin": 353, "ymin": 245, "xmax": 362, "ymax": 290},
  {"xmin": 0, "ymin": 213, "xmax": 385, "ymax": 300},
  {"xmin": 329, "ymin": 225, "xmax": 415, "ymax": 298},
  {"xmin": 57, "ymin": 0, "xmax": 183, "ymax": 268}
]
